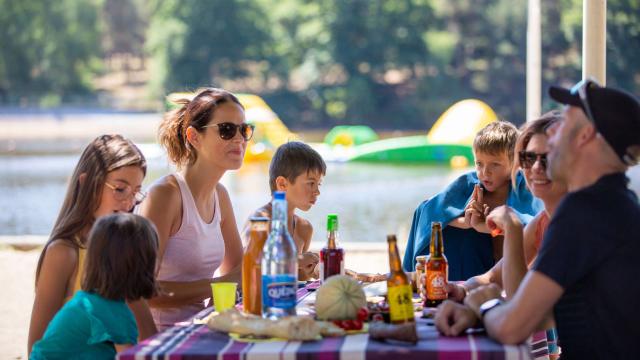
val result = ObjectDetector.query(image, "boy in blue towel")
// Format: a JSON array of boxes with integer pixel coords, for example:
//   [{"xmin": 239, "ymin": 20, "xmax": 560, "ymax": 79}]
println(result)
[{"xmin": 403, "ymin": 121, "xmax": 542, "ymax": 281}]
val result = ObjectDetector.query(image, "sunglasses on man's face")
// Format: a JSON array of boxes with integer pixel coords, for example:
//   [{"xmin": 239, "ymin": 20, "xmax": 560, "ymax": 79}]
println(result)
[
  {"xmin": 519, "ymin": 151, "xmax": 548, "ymax": 170},
  {"xmin": 570, "ymin": 78, "xmax": 601, "ymax": 123},
  {"xmin": 202, "ymin": 122, "xmax": 255, "ymax": 141}
]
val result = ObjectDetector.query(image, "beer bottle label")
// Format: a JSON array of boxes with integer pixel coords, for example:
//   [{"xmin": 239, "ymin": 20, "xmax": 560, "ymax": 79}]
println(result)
[
  {"xmin": 262, "ymin": 274, "xmax": 297, "ymax": 309},
  {"xmin": 388, "ymin": 284, "xmax": 415, "ymax": 322},
  {"xmin": 426, "ymin": 271, "xmax": 447, "ymax": 300}
]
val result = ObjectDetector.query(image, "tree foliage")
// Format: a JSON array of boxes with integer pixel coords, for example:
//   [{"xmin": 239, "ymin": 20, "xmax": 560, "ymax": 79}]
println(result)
[
  {"xmin": 1, "ymin": 0, "xmax": 639, "ymax": 128},
  {"xmin": 0, "ymin": 0, "xmax": 103, "ymax": 105}
]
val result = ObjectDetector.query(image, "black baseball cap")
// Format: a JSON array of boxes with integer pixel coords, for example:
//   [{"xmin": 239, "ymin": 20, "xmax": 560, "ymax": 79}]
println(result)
[{"xmin": 549, "ymin": 79, "xmax": 640, "ymax": 165}]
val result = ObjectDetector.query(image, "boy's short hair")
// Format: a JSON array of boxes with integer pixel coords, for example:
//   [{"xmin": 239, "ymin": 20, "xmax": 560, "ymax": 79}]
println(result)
[
  {"xmin": 269, "ymin": 141, "xmax": 326, "ymax": 192},
  {"xmin": 473, "ymin": 121, "xmax": 519, "ymax": 161},
  {"xmin": 82, "ymin": 213, "xmax": 158, "ymax": 301}
]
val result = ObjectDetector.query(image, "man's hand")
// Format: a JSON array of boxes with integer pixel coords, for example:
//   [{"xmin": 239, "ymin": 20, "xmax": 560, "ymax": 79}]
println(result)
[
  {"xmin": 434, "ymin": 300, "xmax": 479, "ymax": 336},
  {"xmin": 463, "ymin": 283, "xmax": 503, "ymax": 318},
  {"xmin": 298, "ymin": 252, "xmax": 320, "ymax": 280}
]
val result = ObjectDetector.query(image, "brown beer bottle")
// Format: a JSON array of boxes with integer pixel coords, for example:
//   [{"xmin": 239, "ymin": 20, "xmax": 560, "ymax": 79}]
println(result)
[
  {"xmin": 386, "ymin": 234, "xmax": 415, "ymax": 323},
  {"xmin": 424, "ymin": 222, "xmax": 448, "ymax": 307},
  {"xmin": 242, "ymin": 217, "xmax": 269, "ymax": 315}
]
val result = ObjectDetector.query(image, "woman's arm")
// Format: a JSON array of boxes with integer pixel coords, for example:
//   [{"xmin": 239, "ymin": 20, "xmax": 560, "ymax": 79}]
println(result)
[
  {"xmin": 28, "ymin": 241, "xmax": 77, "ymax": 355},
  {"xmin": 487, "ymin": 207, "xmax": 534, "ymax": 299},
  {"xmin": 138, "ymin": 178, "xmax": 212, "ymax": 308},
  {"xmin": 523, "ymin": 216, "xmax": 541, "ymax": 267},
  {"xmin": 216, "ymin": 184, "xmax": 243, "ymax": 283}
]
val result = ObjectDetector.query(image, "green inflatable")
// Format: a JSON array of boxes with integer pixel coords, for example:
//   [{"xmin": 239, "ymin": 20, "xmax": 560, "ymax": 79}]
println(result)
[{"xmin": 324, "ymin": 125, "xmax": 379, "ymax": 146}]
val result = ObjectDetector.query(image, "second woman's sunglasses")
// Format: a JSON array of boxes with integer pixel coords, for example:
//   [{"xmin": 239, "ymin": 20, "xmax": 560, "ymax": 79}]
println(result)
[{"xmin": 519, "ymin": 150, "xmax": 548, "ymax": 170}]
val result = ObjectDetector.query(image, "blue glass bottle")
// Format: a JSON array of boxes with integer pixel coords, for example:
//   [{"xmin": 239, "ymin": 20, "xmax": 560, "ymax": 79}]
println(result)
[{"xmin": 261, "ymin": 191, "xmax": 298, "ymax": 319}]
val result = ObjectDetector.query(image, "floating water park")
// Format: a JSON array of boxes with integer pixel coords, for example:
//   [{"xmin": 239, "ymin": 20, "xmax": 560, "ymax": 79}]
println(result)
[{"xmin": 167, "ymin": 92, "xmax": 498, "ymax": 167}]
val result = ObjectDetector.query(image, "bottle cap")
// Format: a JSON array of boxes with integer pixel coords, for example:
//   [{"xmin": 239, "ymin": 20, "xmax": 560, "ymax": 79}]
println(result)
[
  {"xmin": 387, "ymin": 234, "xmax": 397, "ymax": 243},
  {"xmin": 431, "ymin": 221, "xmax": 442, "ymax": 229},
  {"xmin": 274, "ymin": 191, "xmax": 286, "ymax": 200},
  {"xmin": 327, "ymin": 214, "xmax": 338, "ymax": 231},
  {"xmin": 249, "ymin": 216, "xmax": 270, "ymax": 223}
]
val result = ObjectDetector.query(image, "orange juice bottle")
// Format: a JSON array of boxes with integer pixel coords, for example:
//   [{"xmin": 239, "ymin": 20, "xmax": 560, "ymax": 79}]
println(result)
[{"xmin": 242, "ymin": 217, "xmax": 269, "ymax": 315}]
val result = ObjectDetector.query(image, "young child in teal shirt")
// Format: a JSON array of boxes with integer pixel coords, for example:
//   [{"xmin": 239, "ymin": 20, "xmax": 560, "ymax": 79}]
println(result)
[{"xmin": 31, "ymin": 213, "xmax": 158, "ymax": 359}]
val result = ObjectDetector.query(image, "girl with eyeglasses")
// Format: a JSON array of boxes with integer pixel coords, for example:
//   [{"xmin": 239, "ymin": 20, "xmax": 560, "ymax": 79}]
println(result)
[
  {"xmin": 28, "ymin": 134, "xmax": 157, "ymax": 355},
  {"xmin": 138, "ymin": 88, "xmax": 247, "ymax": 329}
]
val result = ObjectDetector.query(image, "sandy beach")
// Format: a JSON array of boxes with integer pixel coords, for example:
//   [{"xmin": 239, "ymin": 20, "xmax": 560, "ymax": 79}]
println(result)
[
  {"xmin": 0, "ymin": 243, "xmax": 388, "ymax": 359},
  {"xmin": 0, "ymin": 248, "xmax": 39, "ymax": 360}
]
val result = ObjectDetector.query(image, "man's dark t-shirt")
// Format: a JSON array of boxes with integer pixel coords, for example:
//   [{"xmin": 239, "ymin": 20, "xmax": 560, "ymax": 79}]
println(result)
[{"xmin": 533, "ymin": 173, "xmax": 640, "ymax": 360}]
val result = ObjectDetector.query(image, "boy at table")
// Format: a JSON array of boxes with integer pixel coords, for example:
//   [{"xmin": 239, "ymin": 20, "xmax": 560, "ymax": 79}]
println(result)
[
  {"xmin": 242, "ymin": 141, "xmax": 326, "ymax": 280},
  {"xmin": 403, "ymin": 121, "xmax": 543, "ymax": 280}
]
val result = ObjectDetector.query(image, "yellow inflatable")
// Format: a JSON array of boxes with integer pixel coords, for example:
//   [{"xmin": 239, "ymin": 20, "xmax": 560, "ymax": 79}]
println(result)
[
  {"xmin": 235, "ymin": 94, "xmax": 297, "ymax": 162},
  {"xmin": 427, "ymin": 99, "xmax": 498, "ymax": 145},
  {"xmin": 166, "ymin": 92, "xmax": 297, "ymax": 162}
]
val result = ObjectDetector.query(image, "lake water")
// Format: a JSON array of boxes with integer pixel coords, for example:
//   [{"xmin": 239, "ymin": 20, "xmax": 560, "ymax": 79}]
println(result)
[{"xmin": 2, "ymin": 142, "xmax": 640, "ymax": 244}]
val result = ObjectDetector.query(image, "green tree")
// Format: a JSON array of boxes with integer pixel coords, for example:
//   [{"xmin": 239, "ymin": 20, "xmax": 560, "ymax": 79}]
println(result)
[
  {"xmin": 324, "ymin": 0, "xmax": 433, "ymax": 127},
  {"xmin": 146, "ymin": 0, "xmax": 274, "ymax": 95},
  {"xmin": 0, "ymin": 0, "xmax": 103, "ymax": 105},
  {"xmin": 607, "ymin": 0, "xmax": 640, "ymax": 94}
]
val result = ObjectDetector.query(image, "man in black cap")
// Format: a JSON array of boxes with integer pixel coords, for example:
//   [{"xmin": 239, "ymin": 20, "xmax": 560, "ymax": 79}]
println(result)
[{"xmin": 434, "ymin": 79, "xmax": 640, "ymax": 360}]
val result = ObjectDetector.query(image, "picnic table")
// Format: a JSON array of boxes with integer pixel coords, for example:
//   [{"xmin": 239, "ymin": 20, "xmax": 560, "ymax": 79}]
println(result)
[{"xmin": 118, "ymin": 282, "xmax": 546, "ymax": 360}]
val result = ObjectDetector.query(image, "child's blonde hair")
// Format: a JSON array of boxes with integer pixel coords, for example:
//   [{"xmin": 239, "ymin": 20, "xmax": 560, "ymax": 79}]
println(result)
[{"xmin": 473, "ymin": 121, "xmax": 519, "ymax": 162}]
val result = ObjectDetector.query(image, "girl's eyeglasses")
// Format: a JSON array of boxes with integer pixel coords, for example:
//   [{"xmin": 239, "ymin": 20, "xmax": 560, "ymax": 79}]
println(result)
[
  {"xmin": 104, "ymin": 182, "xmax": 147, "ymax": 205},
  {"xmin": 202, "ymin": 122, "xmax": 255, "ymax": 141},
  {"xmin": 519, "ymin": 151, "xmax": 548, "ymax": 170}
]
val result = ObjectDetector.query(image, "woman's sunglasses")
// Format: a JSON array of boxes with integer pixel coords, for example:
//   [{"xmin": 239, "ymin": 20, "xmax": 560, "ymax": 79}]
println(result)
[
  {"xmin": 519, "ymin": 151, "xmax": 548, "ymax": 170},
  {"xmin": 202, "ymin": 122, "xmax": 255, "ymax": 141}
]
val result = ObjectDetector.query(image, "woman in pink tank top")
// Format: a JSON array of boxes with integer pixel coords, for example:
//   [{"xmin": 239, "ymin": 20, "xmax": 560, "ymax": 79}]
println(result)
[{"xmin": 138, "ymin": 88, "xmax": 251, "ymax": 329}]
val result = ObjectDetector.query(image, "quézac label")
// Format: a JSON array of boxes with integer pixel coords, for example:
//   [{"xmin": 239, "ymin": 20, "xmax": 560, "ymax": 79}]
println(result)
[
  {"xmin": 262, "ymin": 274, "xmax": 296, "ymax": 309},
  {"xmin": 388, "ymin": 284, "xmax": 415, "ymax": 322}
]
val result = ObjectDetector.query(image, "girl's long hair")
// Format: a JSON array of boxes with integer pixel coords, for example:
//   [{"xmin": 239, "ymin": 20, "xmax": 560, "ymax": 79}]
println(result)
[{"xmin": 35, "ymin": 134, "xmax": 146, "ymax": 284}]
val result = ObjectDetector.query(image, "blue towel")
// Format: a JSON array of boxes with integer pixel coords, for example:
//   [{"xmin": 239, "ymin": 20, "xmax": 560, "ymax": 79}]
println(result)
[{"xmin": 402, "ymin": 171, "xmax": 543, "ymax": 276}]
